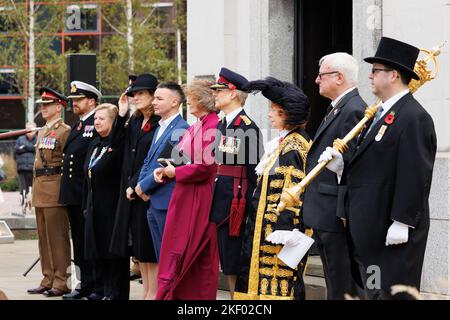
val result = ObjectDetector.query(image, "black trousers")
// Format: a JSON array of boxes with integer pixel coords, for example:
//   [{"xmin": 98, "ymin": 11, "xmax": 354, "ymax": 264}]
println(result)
[
  {"xmin": 67, "ymin": 205, "xmax": 96, "ymax": 294},
  {"xmin": 18, "ymin": 171, "xmax": 33, "ymax": 203},
  {"xmin": 313, "ymin": 229, "xmax": 358, "ymax": 300},
  {"xmin": 95, "ymin": 257, "xmax": 130, "ymax": 300}
]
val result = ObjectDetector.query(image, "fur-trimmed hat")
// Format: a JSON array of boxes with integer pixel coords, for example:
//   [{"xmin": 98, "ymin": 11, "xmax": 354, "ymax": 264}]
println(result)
[{"xmin": 244, "ymin": 77, "xmax": 310, "ymax": 125}]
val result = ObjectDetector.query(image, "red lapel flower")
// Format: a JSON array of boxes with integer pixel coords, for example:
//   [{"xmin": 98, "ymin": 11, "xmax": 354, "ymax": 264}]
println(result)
[
  {"xmin": 49, "ymin": 131, "xmax": 57, "ymax": 138},
  {"xmin": 142, "ymin": 122, "xmax": 152, "ymax": 132},
  {"xmin": 233, "ymin": 116, "xmax": 242, "ymax": 126},
  {"xmin": 385, "ymin": 111, "xmax": 396, "ymax": 125},
  {"xmin": 108, "ymin": 147, "xmax": 113, "ymax": 152}
]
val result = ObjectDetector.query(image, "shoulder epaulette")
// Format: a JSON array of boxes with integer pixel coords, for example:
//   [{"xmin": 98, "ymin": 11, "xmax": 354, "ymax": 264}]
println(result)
[{"xmin": 240, "ymin": 115, "xmax": 252, "ymax": 126}]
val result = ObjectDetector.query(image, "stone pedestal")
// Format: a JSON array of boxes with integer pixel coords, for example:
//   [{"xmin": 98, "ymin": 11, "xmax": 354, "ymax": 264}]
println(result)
[{"xmin": 422, "ymin": 152, "xmax": 450, "ymax": 295}]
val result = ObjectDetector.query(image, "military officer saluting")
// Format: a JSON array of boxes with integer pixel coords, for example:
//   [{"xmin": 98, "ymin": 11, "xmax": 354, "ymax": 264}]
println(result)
[
  {"xmin": 209, "ymin": 68, "xmax": 264, "ymax": 298},
  {"xmin": 27, "ymin": 87, "xmax": 71, "ymax": 297},
  {"xmin": 59, "ymin": 81, "xmax": 101, "ymax": 300}
]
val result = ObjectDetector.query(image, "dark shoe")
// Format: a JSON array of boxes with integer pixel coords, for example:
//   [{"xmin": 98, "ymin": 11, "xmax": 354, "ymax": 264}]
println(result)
[
  {"xmin": 130, "ymin": 272, "xmax": 141, "ymax": 281},
  {"xmin": 62, "ymin": 290, "xmax": 89, "ymax": 300},
  {"xmin": 83, "ymin": 293, "xmax": 104, "ymax": 300},
  {"xmin": 43, "ymin": 288, "xmax": 66, "ymax": 297},
  {"xmin": 27, "ymin": 286, "xmax": 50, "ymax": 294}
]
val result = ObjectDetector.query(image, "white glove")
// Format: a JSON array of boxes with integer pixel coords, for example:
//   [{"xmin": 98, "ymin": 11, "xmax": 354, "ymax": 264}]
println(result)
[
  {"xmin": 266, "ymin": 230, "xmax": 292, "ymax": 245},
  {"xmin": 285, "ymin": 229, "xmax": 303, "ymax": 246},
  {"xmin": 385, "ymin": 221, "xmax": 409, "ymax": 246},
  {"xmin": 318, "ymin": 147, "xmax": 344, "ymax": 176}
]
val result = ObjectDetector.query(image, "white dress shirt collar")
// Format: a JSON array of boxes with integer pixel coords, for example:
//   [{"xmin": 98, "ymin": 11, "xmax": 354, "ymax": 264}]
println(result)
[
  {"xmin": 331, "ymin": 87, "xmax": 356, "ymax": 107},
  {"xmin": 380, "ymin": 89, "xmax": 410, "ymax": 118},
  {"xmin": 225, "ymin": 107, "xmax": 244, "ymax": 128},
  {"xmin": 80, "ymin": 108, "xmax": 96, "ymax": 122}
]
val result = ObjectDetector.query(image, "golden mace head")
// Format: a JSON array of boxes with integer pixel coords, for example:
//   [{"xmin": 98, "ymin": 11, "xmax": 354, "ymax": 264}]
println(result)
[{"xmin": 409, "ymin": 41, "xmax": 446, "ymax": 93}]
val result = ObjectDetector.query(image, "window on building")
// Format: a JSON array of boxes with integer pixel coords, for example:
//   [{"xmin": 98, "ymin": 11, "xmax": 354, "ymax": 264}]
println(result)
[
  {"xmin": 0, "ymin": 69, "xmax": 20, "ymax": 96},
  {"xmin": 65, "ymin": 35, "xmax": 99, "ymax": 52}
]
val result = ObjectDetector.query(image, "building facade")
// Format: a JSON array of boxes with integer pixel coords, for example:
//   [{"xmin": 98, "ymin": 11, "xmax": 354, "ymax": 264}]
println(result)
[
  {"xmin": 187, "ymin": 0, "xmax": 450, "ymax": 296},
  {"xmin": 0, "ymin": 0, "xmax": 181, "ymax": 131}
]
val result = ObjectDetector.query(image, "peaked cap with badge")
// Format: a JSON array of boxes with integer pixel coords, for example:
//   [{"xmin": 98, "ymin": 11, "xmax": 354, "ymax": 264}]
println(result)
[
  {"xmin": 36, "ymin": 87, "xmax": 69, "ymax": 107},
  {"xmin": 68, "ymin": 81, "xmax": 102, "ymax": 101},
  {"xmin": 210, "ymin": 67, "xmax": 249, "ymax": 91}
]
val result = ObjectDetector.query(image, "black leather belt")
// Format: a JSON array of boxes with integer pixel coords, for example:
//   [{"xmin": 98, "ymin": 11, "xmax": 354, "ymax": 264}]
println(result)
[{"xmin": 34, "ymin": 166, "xmax": 62, "ymax": 177}]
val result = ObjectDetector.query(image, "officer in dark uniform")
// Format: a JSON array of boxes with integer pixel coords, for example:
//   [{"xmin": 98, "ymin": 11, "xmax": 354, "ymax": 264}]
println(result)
[
  {"xmin": 209, "ymin": 68, "xmax": 264, "ymax": 298},
  {"xmin": 59, "ymin": 81, "xmax": 101, "ymax": 300}
]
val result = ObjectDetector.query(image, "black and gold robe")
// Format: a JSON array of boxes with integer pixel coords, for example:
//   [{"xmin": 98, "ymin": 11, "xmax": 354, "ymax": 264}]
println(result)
[{"xmin": 234, "ymin": 128, "xmax": 311, "ymax": 300}]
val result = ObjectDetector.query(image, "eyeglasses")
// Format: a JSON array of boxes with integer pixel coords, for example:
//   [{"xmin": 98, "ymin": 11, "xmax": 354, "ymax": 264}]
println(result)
[
  {"xmin": 316, "ymin": 71, "xmax": 340, "ymax": 80},
  {"xmin": 371, "ymin": 68, "xmax": 393, "ymax": 74}
]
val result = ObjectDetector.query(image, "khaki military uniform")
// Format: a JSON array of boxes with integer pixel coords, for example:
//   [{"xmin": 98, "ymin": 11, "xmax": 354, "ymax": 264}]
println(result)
[{"xmin": 32, "ymin": 118, "xmax": 71, "ymax": 292}]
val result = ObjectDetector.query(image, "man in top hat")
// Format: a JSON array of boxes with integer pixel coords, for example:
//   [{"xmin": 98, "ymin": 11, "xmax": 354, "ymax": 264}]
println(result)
[
  {"xmin": 321, "ymin": 37, "xmax": 437, "ymax": 299},
  {"xmin": 59, "ymin": 80, "xmax": 101, "ymax": 300},
  {"xmin": 27, "ymin": 87, "xmax": 72, "ymax": 297},
  {"xmin": 302, "ymin": 52, "xmax": 366, "ymax": 300},
  {"xmin": 209, "ymin": 67, "xmax": 264, "ymax": 298}
]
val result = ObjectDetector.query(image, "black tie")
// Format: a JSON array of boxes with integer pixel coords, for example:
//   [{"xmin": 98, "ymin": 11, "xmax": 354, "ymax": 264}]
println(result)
[{"xmin": 322, "ymin": 104, "xmax": 334, "ymax": 123}]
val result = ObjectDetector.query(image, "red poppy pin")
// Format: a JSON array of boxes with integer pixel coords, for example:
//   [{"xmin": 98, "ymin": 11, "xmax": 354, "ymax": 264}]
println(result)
[
  {"xmin": 233, "ymin": 116, "xmax": 242, "ymax": 126},
  {"xmin": 49, "ymin": 131, "xmax": 57, "ymax": 138},
  {"xmin": 108, "ymin": 147, "xmax": 113, "ymax": 153},
  {"xmin": 385, "ymin": 111, "xmax": 395, "ymax": 125},
  {"xmin": 142, "ymin": 122, "xmax": 152, "ymax": 132}
]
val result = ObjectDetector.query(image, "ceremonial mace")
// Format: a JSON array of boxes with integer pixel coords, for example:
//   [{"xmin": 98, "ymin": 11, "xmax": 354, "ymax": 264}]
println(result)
[{"xmin": 277, "ymin": 42, "xmax": 446, "ymax": 212}]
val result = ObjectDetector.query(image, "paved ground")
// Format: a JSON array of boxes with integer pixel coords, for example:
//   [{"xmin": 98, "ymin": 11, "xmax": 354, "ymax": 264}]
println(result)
[{"xmin": 0, "ymin": 240, "xmax": 229, "ymax": 300}]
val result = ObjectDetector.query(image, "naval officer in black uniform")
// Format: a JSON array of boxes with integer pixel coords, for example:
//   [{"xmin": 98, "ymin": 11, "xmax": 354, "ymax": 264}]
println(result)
[
  {"xmin": 59, "ymin": 81, "xmax": 101, "ymax": 300},
  {"xmin": 209, "ymin": 68, "xmax": 264, "ymax": 298}
]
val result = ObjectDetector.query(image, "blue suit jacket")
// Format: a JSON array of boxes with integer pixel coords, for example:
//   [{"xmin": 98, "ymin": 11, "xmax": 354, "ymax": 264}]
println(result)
[{"xmin": 138, "ymin": 114, "xmax": 189, "ymax": 210}]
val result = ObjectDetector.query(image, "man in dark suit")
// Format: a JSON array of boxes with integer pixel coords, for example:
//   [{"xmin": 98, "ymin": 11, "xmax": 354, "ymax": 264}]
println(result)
[
  {"xmin": 209, "ymin": 68, "xmax": 264, "ymax": 298},
  {"xmin": 322, "ymin": 37, "xmax": 437, "ymax": 299},
  {"xmin": 136, "ymin": 82, "xmax": 189, "ymax": 260},
  {"xmin": 59, "ymin": 81, "xmax": 101, "ymax": 300},
  {"xmin": 302, "ymin": 53, "xmax": 366, "ymax": 299}
]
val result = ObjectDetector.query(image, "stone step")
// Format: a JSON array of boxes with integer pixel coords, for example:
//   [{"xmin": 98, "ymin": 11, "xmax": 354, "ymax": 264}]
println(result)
[
  {"xmin": 217, "ymin": 256, "xmax": 327, "ymax": 300},
  {"xmin": 305, "ymin": 255, "xmax": 324, "ymax": 278}
]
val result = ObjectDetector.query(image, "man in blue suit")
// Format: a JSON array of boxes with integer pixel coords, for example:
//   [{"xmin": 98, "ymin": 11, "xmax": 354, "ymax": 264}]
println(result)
[{"xmin": 135, "ymin": 82, "xmax": 189, "ymax": 260}]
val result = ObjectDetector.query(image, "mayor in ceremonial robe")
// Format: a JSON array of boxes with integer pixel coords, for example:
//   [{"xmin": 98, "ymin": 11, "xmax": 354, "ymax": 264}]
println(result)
[{"xmin": 235, "ymin": 77, "xmax": 311, "ymax": 300}]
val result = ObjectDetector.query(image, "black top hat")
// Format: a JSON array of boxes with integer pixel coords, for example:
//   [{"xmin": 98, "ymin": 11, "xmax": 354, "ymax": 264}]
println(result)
[
  {"xmin": 364, "ymin": 37, "xmax": 420, "ymax": 80},
  {"xmin": 210, "ymin": 67, "xmax": 248, "ymax": 91},
  {"xmin": 244, "ymin": 77, "xmax": 310, "ymax": 126},
  {"xmin": 36, "ymin": 87, "xmax": 69, "ymax": 106},
  {"xmin": 126, "ymin": 74, "xmax": 159, "ymax": 97}
]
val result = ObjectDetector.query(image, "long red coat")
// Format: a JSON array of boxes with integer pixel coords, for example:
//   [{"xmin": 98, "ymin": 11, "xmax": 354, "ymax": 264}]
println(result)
[{"xmin": 155, "ymin": 112, "xmax": 219, "ymax": 300}]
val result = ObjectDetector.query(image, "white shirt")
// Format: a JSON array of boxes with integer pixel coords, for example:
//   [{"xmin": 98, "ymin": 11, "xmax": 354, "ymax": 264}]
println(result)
[
  {"xmin": 331, "ymin": 87, "xmax": 356, "ymax": 107},
  {"xmin": 154, "ymin": 112, "xmax": 180, "ymax": 142},
  {"xmin": 379, "ymin": 89, "xmax": 410, "ymax": 118},
  {"xmin": 225, "ymin": 107, "xmax": 244, "ymax": 128},
  {"xmin": 80, "ymin": 108, "xmax": 96, "ymax": 122}
]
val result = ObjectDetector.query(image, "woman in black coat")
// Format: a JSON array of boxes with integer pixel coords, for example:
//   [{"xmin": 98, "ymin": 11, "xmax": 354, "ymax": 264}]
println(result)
[
  {"xmin": 109, "ymin": 73, "xmax": 160, "ymax": 300},
  {"xmin": 83, "ymin": 103, "xmax": 128, "ymax": 300}
]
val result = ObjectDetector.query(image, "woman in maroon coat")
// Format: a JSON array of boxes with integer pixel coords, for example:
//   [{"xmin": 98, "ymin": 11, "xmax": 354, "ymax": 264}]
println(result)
[{"xmin": 154, "ymin": 79, "xmax": 220, "ymax": 300}]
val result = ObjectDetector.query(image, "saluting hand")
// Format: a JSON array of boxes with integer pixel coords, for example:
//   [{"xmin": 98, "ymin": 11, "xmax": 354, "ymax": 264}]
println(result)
[{"xmin": 118, "ymin": 92, "xmax": 130, "ymax": 117}]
